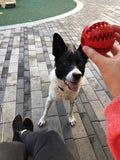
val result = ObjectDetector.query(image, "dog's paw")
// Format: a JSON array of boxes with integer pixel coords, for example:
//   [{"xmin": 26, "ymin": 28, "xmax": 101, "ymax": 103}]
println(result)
[
  {"xmin": 38, "ymin": 117, "xmax": 46, "ymax": 127},
  {"xmin": 68, "ymin": 116, "xmax": 76, "ymax": 126}
]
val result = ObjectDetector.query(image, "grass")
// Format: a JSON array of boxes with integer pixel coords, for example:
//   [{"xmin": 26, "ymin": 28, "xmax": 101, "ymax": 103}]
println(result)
[{"xmin": 0, "ymin": 0, "xmax": 76, "ymax": 26}]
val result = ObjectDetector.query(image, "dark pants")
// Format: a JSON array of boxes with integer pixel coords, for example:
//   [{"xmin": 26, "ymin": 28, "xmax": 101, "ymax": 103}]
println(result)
[{"xmin": 20, "ymin": 130, "xmax": 75, "ymax": 160}]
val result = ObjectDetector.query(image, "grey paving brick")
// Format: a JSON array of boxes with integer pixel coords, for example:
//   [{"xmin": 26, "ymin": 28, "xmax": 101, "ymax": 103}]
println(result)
[
  {"xmin": 39, "ymin": 70, "xmax": 49, "ymax": 83},
  {"xmin": 24, "ymin": 49, "xmax": 29, "ymax": 56},
  {"xmin": 0, "ymin": 64, "xmax": 3, "ymax": 75},
  {"xmin": 5, "ymin": 52, "xmax": 11, "ymax": 61},
  {"xmin": 71, "ymin": 113, "xmax": 87, "ymax": 139},
  {"xmin": 82, "ymin": 85, "xmax": 98, "ymax": 101},
  {"xmin": 103, "ymin": 147, "xmax": 114, "ymax": 160},
  {"xmin": 30, "ymin": 77, "xmax": 41, "ymax": 91},
  {"xmin": 24, "ymin": 56, "xmax": 29, "ymax": 63},
  {"xmin": 92, "ymin": 122, "xmax": 107, "ymax": 147},
  {"xmin": 24, "ymin": 62, "xmax": 29, "ymax": 71},
  {"xmin": 75, "ymin": 96, "xmax": 86, "ymax": 113},
  {"xmin": 0, "ymin": 78, "xmax": 6, "ymax": 91},
  {"xmin": 87, "ymin": 77, "xmax": 103, "ymax": 91},
  {"xmin": 3, "ymin": 60, "xmax": 9, "ymax": 68},
  {"xmin": 32, "ymin": 107, "xmax": 46, "ymax": 131},
  {"xmin": 0, "ymin": 42, "xmax": 8, "ymax": 48},
  {"xmin": 56, "ymin": 101, "xmax": 67, "ymax": 116},
  {"xmin": 8, "ymin": 62, "xmax": 18, "ymax": 73},
  {"xmin": 11, "ymin": 48, "xmax": 19, "ymax": 55},
  {"xmin": 0, "ymin": 91, "xmax": 4, "ymax": 105},
  {"xmin": 23, "ymin": 110, "xmax": 32, "ymax": 119},
  {"xmin": 89, "ymin": 135, "xmax": 108, "ymax": 160},
  {"xmin": 38, "ymin": 62, "xmax": 48, "ymax": 71},
  {"xmin": 31, "ymin": 91, "xmax": 44, "ymax": 108},
  {"xmin": 86, "ymin": 61, "xmax": 95, "ymax": 71},
  {"xmin": 59, "ymin": 115, "xmax": 73, "ymax": 139},
  {"xmin": 18, "ymin": 59, "xmax": 24, "ymax": 67},
  {"xmin": 16, "ymin": 89, "xmax": 24, "ymax": 104},
  {"xmin": 0, "ymin": 49, "xmax": 7, "ymax": 56},
  {"xmin": 2, "ymin": 102, "xmax": 16, "ymax": 122},
  {"xmin": 2, "ymin": 68, "xmax": 8, "ymax": 78},
  {"xmin": 24, "ymin": 71, "xmax": 30, "ymax": 80},
  {"xmin": 100, "ymin": 121, "xmax": 106, "ymax": 133},
  {"xmin": 81, "ymin": 113, "xmax": 95, "ymax": 136},
  {"xmin": 4, "ymin": 86, "xmax": 16, "ymax": 102},
  {"xmin": 79, "ymin": 87, "xmax": 88, "ymax": 103},
  {"xmin": 41, "ymin": 82, "xmax": 49, "ymax": 98},
  {"xmin": 47, "ymin": 101, "xmax": 58, "ymax": 117},
  {"xmin": 47, "ymin": 116, "xmax": 64, "ymax": 140},
  {"xmin": 16, "ymin": 103, "xmax": 23, "ymax": 116},
  {"xmin": 10, "ymin": 55, "xmax": 19, "ymax": 63},
  {"xmin": 85, "ymin": 67, "xmax": 94, "ymax": 78},
  {"xmin": 75, "ymin": 137, "xmax": 97, "ymax": 160},
  {"xmin": 82, "ymin": 76, "xmax": 89, "ymax": 85},
  {"xmin": 24, "ymin": 80, "xmax": 30, "ymax": 95},
  {"xmin": 18, "ymin": 67, "xmax": 24, "ymax": 77},
  {"xmin": 37, "ymin": 54, "xmax": 45, "ymax": 62},
  {"xmin": 63, "ymin": 100, "xmax": 78, "ymax": 113},
  {"xmin": 30, "ymin": 66, "xmax": 40, "ymax": 77},
  {"xmin": 29, "ymin": 58, "xmax": 37, "ymax": 67},
  {"xmin": 96, "ymin": 91, "xmax": 111, "ymax": 107},
  {"xmin": 0, "ymin": 122, "xmax": 12, "ymax": 142},
  {"xmin": 28, "ymin": 45, "xmax": 35, "ymax": 51},
  {"xmin": 6, "ymin": 73, "xmax": 17, "ymax": 86},
  {"xmin": 84, "ymin": 102, "xmax": 98, "ymax": 121},
  {"xmin": 65, "ymin": 139, "xmax": 80, "ymax": 160},
  {"xmin": 17, "ymin": 78, "xmax": 24, "ymax": 89},
  {"xmin": 90, "ymin": 100, "xmax": 106, "ymax": 121},
  {"xmin": 24, "ymin": 95, "xmax": 31, "ymax": 111}
]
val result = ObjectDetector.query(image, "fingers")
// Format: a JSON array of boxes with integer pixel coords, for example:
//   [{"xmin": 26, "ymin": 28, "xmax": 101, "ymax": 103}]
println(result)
[
  {"xmin": 83, "ymin": 46, "xmax": 108, "ymax": 66},
  {"xmin": 111, "ymin": 44, "xmax": 120, "ymax": 56},
  {"xmin": 112, "ymin": 25, "xmax": 120, "ymax": 43},
  {"xmin": 114, "ymin": 32, "xmax": 120, "ymax": 44},
  {"xmin": 112, "ymin": 24, "xmax": 120, "ymax": 34}
]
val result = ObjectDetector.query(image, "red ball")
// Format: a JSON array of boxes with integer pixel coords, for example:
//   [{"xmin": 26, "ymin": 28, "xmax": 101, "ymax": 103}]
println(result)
[{"xmin": 81, "ymin": 21, "xmax": 115, "ymax": 55}]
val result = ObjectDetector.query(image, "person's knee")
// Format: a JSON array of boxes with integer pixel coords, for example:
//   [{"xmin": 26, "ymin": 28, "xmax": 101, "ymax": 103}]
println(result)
[
  {"xmin": 47, "ymin": 130, "xmax": 58, "ymax": 136},
  {"xmin": 46, "ymin": 130, "xmax": 60, "ymax": 140}
]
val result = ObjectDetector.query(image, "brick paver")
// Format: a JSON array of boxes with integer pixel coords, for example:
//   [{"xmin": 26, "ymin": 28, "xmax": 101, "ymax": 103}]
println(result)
[{"xmin": 0, "ymin": 0, "xmax": 120, "ymax": 159}]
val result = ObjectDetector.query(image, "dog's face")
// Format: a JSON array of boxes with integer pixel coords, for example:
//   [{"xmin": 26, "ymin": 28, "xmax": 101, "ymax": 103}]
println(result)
[{"xmin": 53, "ymin": 33, "xmax": 88, "ymax": 92}]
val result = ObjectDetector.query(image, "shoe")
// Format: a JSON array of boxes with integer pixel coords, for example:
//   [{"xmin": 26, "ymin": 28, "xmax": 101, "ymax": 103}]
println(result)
[
  {"xmin": 23, "ymin": 117, "xmax": 34, "ymax": 131},
  {"xmin": 12, "ymin": 114, "xmax": 23, "ymax": 141}
]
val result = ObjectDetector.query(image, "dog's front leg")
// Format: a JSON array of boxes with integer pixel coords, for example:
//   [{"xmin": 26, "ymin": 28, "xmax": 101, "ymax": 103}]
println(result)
[
  {"xmin": 38, "ymin": 96, "xmax": 53, "ymax": 127},
  {"xmin": 68, "ymin": 100, "xmax": 76, "ymax": 126}
]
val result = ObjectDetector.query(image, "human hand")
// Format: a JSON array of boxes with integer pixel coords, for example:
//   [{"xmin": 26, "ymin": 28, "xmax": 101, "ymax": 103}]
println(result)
[
  {"xmin": 112, "ymin": 24, "xmax": 120, "ymax": 44},
  {"xmin": 83, "ymin": 26, "xmax": 120, "ymax": 99}
]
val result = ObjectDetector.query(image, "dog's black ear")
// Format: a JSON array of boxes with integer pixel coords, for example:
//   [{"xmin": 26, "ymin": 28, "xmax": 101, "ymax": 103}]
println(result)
[
  {"xmin": 78, "ymin": 45, "xmax": 88, "ymax": 61},
  {"xmin": 53, "ymin": 33, "xmax": 67, "ymax": 58}
]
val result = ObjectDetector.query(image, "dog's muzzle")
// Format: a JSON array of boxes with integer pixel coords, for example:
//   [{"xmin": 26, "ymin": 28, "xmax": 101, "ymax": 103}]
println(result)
[
  {"xmin": 72, "ymin": 72, "xmax": 81, "ymax": 81},
  {"xmin": 64, "ymin": 73, "xmax": 81, "ymax": 92}
]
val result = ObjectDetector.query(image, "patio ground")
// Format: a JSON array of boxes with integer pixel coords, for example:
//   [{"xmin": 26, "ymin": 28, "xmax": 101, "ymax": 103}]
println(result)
[{"xmin": 0, "ymin": 0, "xmax": 120, "ymax": 159}]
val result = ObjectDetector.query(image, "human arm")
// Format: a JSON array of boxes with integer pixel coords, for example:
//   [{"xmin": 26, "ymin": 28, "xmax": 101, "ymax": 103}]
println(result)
[{"xmin": 82, "ymin": 24, "xmax": 120, "ymax": 99}]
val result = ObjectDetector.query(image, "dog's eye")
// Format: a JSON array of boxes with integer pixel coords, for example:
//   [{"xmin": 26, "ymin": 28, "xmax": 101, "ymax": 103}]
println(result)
[
  {"xmin": 63, "ymin": 60, "xmax": 70, "ymax": 65},
  {"xmin": 78, "ymin": 62, "xmax": 83, "ymax": 66}
]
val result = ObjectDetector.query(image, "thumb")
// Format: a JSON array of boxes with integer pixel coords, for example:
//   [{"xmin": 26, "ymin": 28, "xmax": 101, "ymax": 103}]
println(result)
[{"xmin": 83, "ymin": 46, "xmax": 107, "ymax": 66}]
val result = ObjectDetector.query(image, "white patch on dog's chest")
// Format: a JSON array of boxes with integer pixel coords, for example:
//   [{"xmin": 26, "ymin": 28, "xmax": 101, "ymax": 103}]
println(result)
[{"xmin": 49, "ymin": 69, "xmax": 83, "ymax": 101}]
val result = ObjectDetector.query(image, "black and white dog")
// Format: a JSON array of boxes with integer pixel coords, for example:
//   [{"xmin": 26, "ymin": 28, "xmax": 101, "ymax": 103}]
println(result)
[{"xmin": 38, "ymin": 33, "xmax": 88, "ymax": 127}]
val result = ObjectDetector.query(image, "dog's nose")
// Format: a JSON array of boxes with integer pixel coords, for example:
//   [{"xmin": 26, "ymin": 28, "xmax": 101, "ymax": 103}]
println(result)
[{"xmin": 72, "ymin": 72, "xmax": 81, "ymax": 80}]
